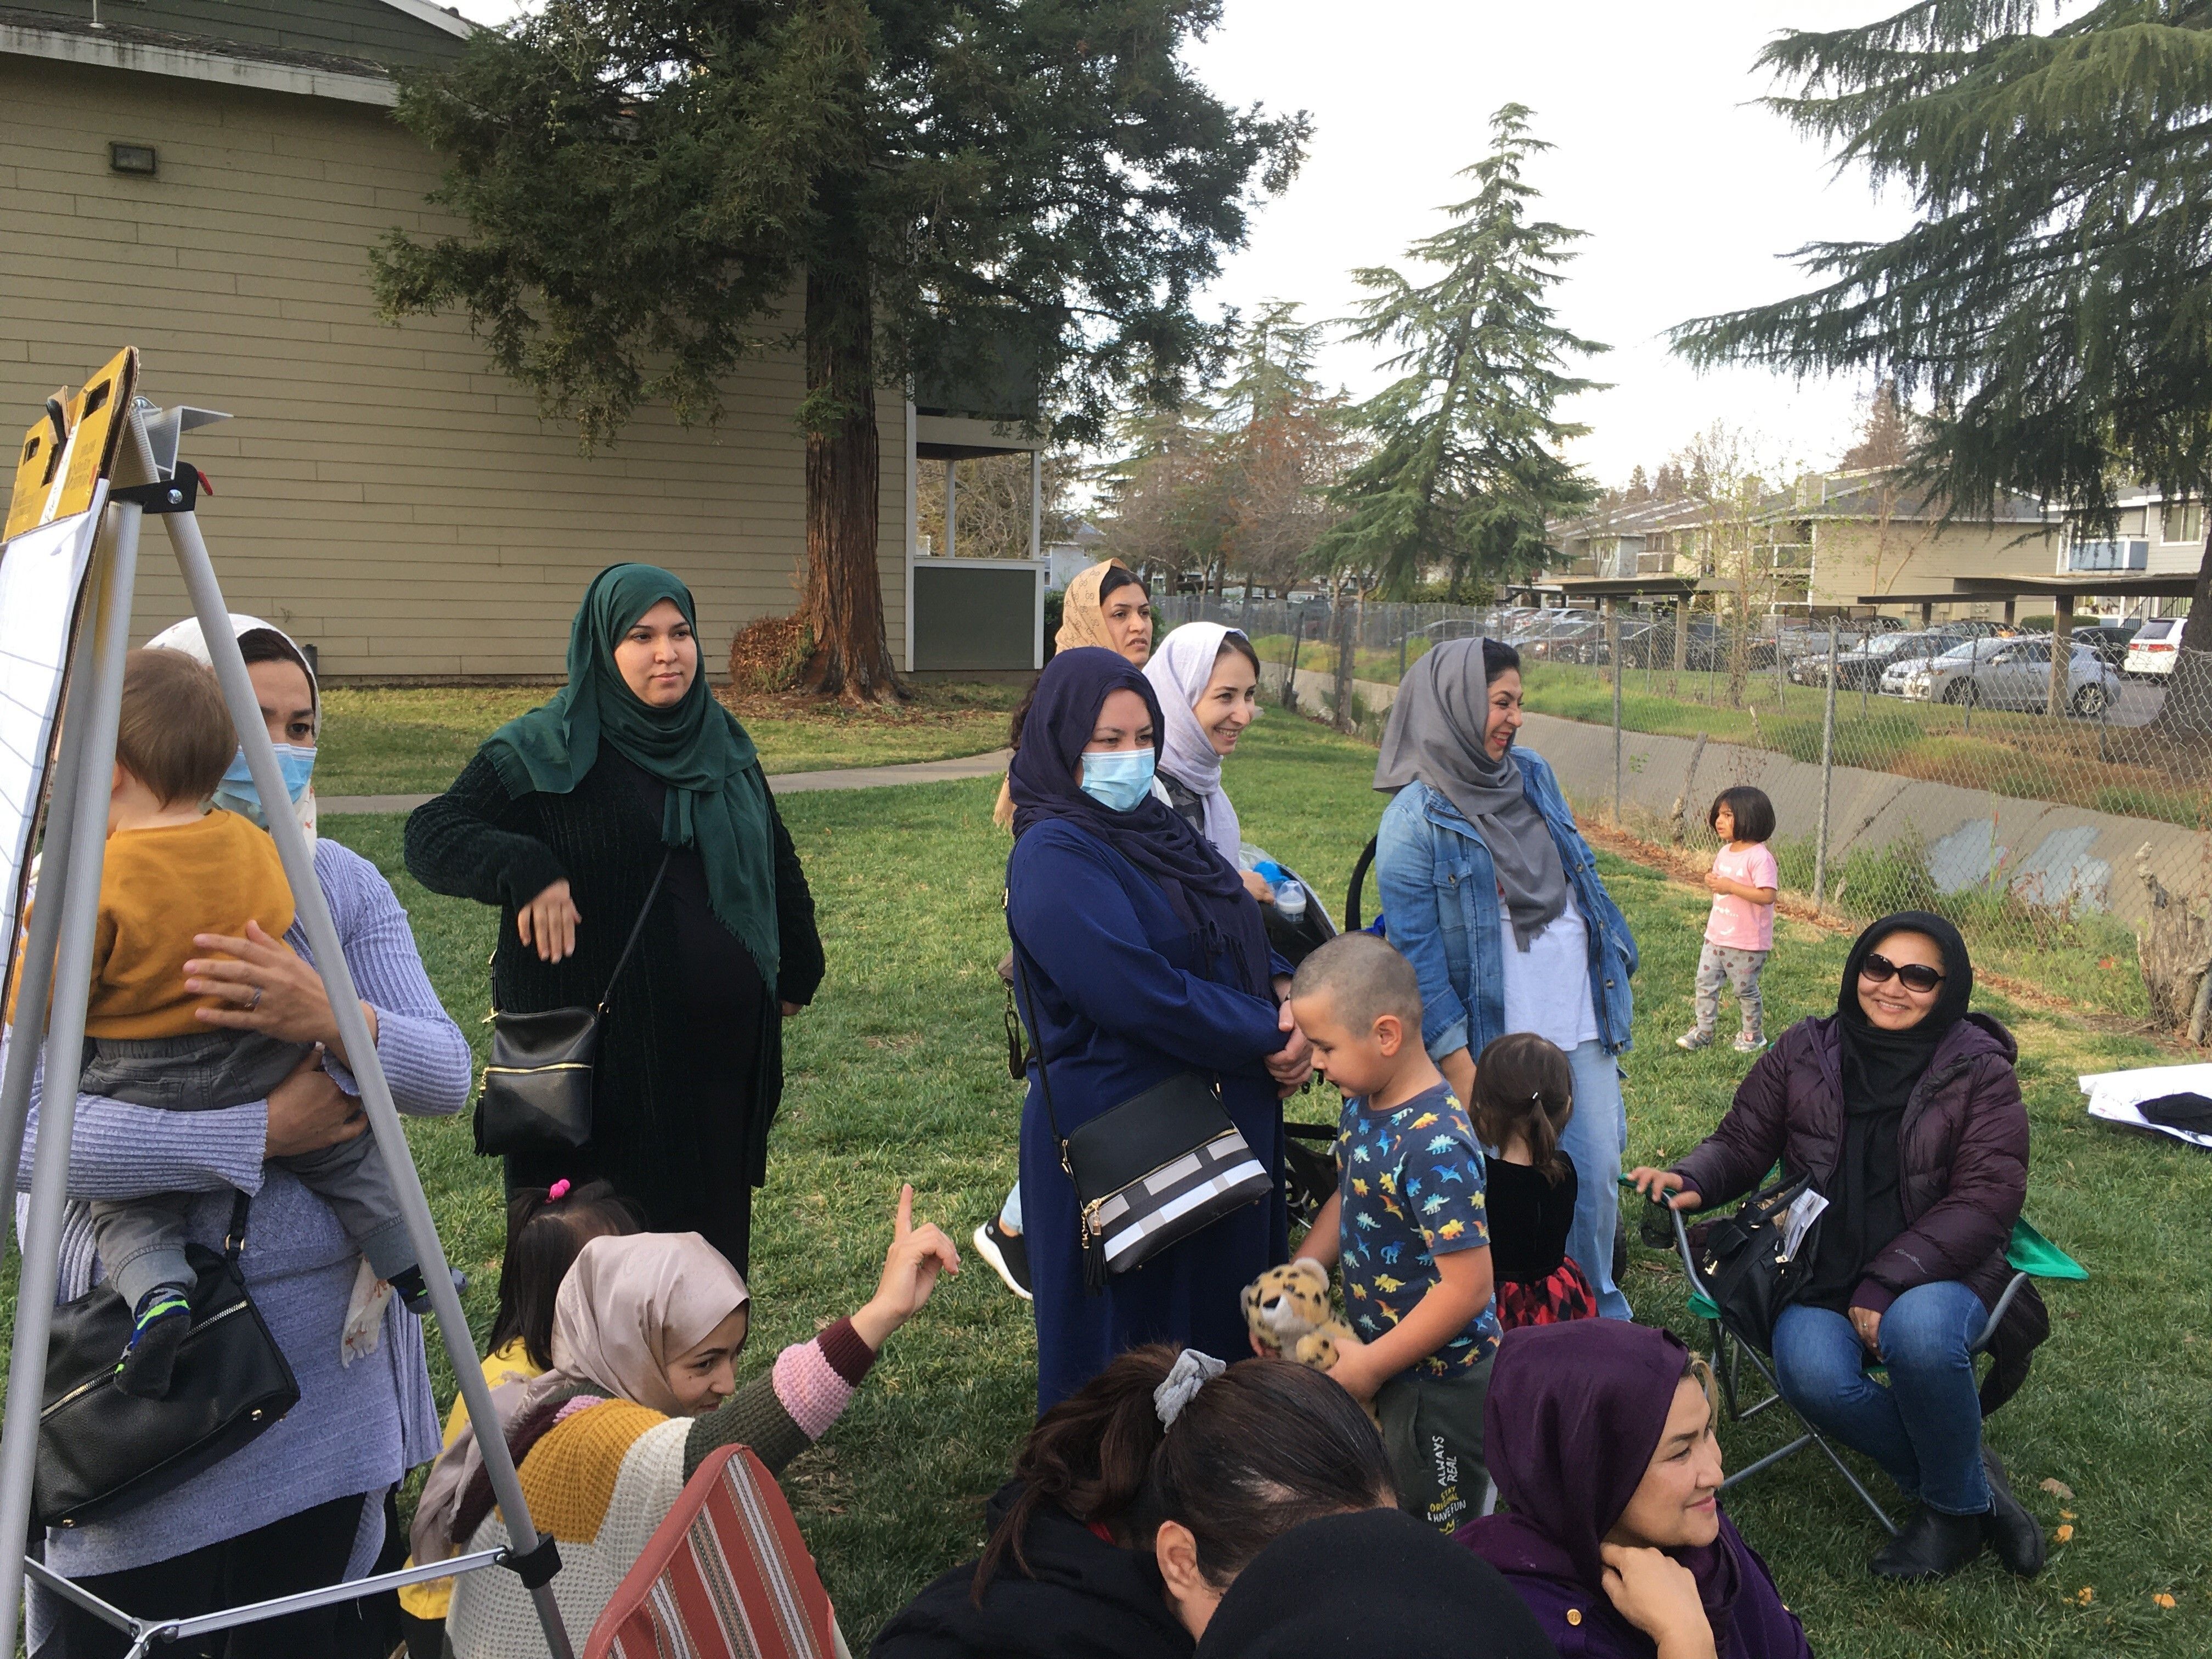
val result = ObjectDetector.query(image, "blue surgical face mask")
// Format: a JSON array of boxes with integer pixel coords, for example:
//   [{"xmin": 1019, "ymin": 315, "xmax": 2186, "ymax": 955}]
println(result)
[
  {"xmin": 213, "ymin": 743, "xmax": 316, "ymax": 826},
  {"xmin": 1079, "ymin": 746, "xmax": 1156, "ymax": 812}
]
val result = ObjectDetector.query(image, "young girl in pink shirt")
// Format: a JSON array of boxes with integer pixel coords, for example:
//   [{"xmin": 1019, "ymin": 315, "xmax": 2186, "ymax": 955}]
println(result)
[{"xmin": 1678, "ymin": 786, "xmax": 1779, "ymax": 1054}]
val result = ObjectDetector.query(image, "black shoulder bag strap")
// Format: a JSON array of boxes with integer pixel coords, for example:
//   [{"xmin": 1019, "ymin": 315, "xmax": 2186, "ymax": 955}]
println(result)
[{"xmin": 596, "ymin": 851, "xmax": 673, "ymax": 1016}]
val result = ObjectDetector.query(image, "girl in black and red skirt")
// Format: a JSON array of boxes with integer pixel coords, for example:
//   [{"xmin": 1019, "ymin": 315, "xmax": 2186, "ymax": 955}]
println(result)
[{"xmin": 1470, "ymin": 1033, "xmax": 1600, "ymax": 1328}]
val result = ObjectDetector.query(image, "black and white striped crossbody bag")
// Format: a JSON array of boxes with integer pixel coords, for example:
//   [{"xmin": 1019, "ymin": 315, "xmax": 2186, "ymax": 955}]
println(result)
[{"xmin": 1009, "ymin": 939, "xmax": 1274, "ymax": 1293}]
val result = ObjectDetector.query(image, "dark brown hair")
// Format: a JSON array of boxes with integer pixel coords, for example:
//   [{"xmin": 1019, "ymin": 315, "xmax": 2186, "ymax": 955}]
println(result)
[
  {"xmin": 235, "ymin": 627, "xmax": 317, "ymax": 728},
  {"xmin": 1708, "ymin": 785, "xmax": 1775, "ymax": 845},
  {"xmin": 1216, "ymin": 631, "xmax": 1262, "ymax": 678},
  {"xmin": 1470, "ymin": 1031, "xmax": 1576, "ymax": 1186},
  {"xmin": 116, "ymin": 648, "xmax": 234, "ymax": 806},
  {"xmin": 973, "ymin": 1346, "xmax": 1391, "ymax": 1604},
  {"xmin": 488, "ymin": 1180, "xmax": 644, "ymax": 1369}
]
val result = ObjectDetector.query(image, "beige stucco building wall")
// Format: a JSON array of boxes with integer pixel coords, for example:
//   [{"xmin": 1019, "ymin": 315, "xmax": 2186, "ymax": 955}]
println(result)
[
  {"xmin": 0, "ymin": 55, "xmax": 907, "ymax": 680},
  {"xmin": 1812, "ymin": 517, "xmax": 2056, "ymax": 619}
]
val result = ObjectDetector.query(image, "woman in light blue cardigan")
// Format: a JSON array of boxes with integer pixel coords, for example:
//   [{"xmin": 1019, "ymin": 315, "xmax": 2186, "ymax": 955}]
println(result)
[
  {"xmin": 1373, "ymin": 636, "xmax": 1639, "ymax": 1320},
  {"xmin": 9, "ymin": 618, "xmax": 470, "ymax": 1658}
]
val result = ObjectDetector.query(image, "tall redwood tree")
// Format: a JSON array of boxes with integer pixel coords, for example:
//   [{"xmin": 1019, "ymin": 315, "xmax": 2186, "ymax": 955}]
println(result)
[{"xmin": 373, "ymin": 0, "xmax": 1305, "ymax": 698}]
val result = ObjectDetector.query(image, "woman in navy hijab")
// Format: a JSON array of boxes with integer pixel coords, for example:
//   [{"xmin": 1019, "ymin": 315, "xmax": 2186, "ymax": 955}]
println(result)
[{"xmin": 1005, "ymin": 648, "xmax": 1312, "ymax": 1410}]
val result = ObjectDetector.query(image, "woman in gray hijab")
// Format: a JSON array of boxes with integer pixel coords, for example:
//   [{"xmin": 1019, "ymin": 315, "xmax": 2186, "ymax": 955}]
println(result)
[{"xmin": 1370, "ymin": 637, "xmax": 1639, "ymax": 1319}]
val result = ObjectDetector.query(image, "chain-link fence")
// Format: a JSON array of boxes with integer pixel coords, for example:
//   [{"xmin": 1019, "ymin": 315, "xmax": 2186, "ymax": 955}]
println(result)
[{"xmin": 1156, "ymin": 594, "xmax": 2212, "ymax": 1031}]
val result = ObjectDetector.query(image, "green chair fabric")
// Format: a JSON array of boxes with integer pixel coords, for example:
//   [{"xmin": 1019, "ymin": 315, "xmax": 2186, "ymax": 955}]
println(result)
[{"xmin": 2006, "ymin": 1217, "xmax": 2087, "ymax": 1282}]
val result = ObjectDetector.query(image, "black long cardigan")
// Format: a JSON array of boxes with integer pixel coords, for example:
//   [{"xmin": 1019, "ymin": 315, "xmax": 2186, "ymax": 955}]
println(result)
[{"xmin": 404, "ymin": 748, "xmax": 824, "ymax": 1271}]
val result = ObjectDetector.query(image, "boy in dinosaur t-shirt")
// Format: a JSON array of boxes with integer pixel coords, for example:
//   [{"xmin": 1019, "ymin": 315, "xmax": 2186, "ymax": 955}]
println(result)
[{"xmin": 1288, "ymin": 933, "xmax": 1499, "ymax": 1534}]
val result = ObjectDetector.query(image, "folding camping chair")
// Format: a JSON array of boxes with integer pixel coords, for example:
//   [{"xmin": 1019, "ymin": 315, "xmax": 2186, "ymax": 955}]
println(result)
[
  {"xmin": 584, "ymin": 1446, "xmax": 853, "ymax": 1659},
  {"xmin": 1639, "ymin": 1184, "xmax": 2086, "ymax": 1536}
]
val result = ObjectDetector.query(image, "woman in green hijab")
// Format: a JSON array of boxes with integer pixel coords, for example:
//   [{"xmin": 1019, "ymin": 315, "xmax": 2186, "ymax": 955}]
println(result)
[{"xmin": 406, "ymin": 565, "xmax": 823, "ymax": 1272}]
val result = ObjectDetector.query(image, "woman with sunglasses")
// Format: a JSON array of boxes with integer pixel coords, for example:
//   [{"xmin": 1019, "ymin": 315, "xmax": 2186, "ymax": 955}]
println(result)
[{"xmin": 1629, "ymin": 912, "xmax": 2046, "ymax": 1584}]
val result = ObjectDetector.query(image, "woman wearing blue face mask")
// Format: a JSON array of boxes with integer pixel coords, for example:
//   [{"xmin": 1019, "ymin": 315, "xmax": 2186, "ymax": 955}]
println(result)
[
  {"xmin": 1005, "ymin": 648, "xmax": 1314, "ymax": 1410},
  {"xmin": 14, "ymin": 613, "xmax": 471, "ymax": 1658}
]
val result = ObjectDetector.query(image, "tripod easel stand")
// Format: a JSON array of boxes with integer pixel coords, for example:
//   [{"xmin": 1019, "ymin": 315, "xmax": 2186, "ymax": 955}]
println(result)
[{"xmin": 0, "ymin": 372, "xmax": 575, "ymax": 1659}]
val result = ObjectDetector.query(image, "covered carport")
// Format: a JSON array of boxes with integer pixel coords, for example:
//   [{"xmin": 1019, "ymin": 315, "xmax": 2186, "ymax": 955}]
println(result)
[{"xmin": 1549, "ymin": 574, "xmax": 1703, "ymax": 673}]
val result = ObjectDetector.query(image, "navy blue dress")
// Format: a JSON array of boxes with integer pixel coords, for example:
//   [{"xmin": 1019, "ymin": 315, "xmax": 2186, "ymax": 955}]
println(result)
[{"xmin": 1008, "ymin": 819, "xmax": 1291, "ymax": 1411}]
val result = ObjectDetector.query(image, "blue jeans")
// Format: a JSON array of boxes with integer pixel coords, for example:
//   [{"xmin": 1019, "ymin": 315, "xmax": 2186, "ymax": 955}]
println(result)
[
  {"xmin": 1770, "ymin": 1280, "xmax": 1993, "ymax": 1515},
  {"xmin": 1562, "ymin": 1039, "xmax": 1630, "ymax": 1321}
]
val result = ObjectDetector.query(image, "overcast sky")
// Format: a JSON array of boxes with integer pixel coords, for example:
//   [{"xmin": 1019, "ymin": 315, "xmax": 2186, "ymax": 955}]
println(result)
[{"xmin": 437, "ymin": 0, "xmax": 1923, "ymax": 488}]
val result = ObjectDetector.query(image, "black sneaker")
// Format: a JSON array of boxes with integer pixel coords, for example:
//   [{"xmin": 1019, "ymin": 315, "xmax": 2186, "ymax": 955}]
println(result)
[{"xmin": 973, "ymin": 1219, "xmax": 1034, "ymax": 1302}]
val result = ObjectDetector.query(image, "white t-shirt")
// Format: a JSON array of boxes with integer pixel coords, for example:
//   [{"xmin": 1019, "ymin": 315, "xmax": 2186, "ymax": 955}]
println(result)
[{"xmin": 1500, "ymin": 888, "xmax": 1601, "ymax": 1052}]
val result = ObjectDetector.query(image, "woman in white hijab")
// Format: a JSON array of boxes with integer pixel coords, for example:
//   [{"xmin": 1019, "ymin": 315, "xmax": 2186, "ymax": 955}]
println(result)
[
  {"xmin": 22, "ymin": 613, "xmax": 471, "ymax": 1658},
  {"xmin": 1144, "ymin": 623, "xmax": 1271, "ymax": 903}
]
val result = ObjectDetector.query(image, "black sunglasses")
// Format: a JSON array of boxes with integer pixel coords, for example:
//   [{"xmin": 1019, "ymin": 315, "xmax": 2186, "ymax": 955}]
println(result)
[{"xmin": 1861, "ymin": 953, "xmax": 1944, "ymax": 993}]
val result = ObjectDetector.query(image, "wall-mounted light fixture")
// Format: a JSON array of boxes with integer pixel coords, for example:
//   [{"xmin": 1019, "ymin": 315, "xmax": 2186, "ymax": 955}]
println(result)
[{"xmin": 108, "ymin": 143, "xmax": 157, "ymax": 176}]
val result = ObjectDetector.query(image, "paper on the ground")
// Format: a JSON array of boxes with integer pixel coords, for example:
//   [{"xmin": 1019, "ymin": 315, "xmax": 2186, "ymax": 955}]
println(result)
[
  {"xmin": 0, "ymin": 503, "xmax": 103, "ymax": 1009},
  {"xmin": 1780, "ymin": 1188, "xmax": 1829, "ymax": 1261},
  {"xmin": 2077, "ymin": 1063, "xmax": 2212, "ymax": 1153}
]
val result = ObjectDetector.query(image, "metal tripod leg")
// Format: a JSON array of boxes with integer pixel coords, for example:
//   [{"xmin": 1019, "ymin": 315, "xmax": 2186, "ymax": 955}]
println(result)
[
  {"xmin": 0, "ymin": 495, "xmax": 142, "ymax": 1658},
  {"xmin": 160, "ymin": 503, "xmax": 575, "ymax": 1659}
]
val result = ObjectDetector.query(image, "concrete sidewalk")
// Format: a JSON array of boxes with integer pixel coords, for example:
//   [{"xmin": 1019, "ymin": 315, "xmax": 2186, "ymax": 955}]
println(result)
[{"xmin": 317, "ymin": 748, "xmax": 1013, "ymax": 816}]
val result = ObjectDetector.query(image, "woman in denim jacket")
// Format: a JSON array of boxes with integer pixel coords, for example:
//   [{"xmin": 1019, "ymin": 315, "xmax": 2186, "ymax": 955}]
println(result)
[{"xmin": 1373, "ymin": 637, "xmax": 1638, "ymax": 1319}]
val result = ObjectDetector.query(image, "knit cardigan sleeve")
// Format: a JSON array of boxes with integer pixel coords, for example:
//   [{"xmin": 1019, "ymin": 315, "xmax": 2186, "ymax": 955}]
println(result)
[
  {"xmin": 403, "ymin": 751, "xmax": 568, "ymax": 913},
  {"xmin": 682, "ymin": 1316, "xmax": 876, "ymax": 1479}
]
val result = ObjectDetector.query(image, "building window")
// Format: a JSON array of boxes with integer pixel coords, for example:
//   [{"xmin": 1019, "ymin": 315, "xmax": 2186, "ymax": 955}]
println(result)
[{"xmin": 2164, "ymin": 502, "xmax": 2202, "ymax": 545}]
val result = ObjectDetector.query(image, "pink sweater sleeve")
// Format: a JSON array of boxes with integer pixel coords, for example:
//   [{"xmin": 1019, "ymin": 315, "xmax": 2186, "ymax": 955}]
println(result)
[{"xmin": 769, "ymin": 1316, "xmax": 876, "ymax": 1441}]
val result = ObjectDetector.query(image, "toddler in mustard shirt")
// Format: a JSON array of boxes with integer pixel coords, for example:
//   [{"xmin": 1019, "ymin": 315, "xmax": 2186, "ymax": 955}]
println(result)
[{"xmin": 70, "ymin": 650, "xmax": 424, "ymax": 1396}]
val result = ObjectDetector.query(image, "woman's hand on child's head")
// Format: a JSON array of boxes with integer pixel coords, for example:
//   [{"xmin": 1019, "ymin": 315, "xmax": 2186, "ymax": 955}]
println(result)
[
  {"xmin": 1628, "ymin": 1167, "xmax": 1701, "ymax": 1212},
  {"xmin": 851, "ymin": 1185, "xmax": 961, "ymax": 1351},
  {"xmin": 1599, "ymin": 1543, "xmax": 1718, "ymax": 1658}
]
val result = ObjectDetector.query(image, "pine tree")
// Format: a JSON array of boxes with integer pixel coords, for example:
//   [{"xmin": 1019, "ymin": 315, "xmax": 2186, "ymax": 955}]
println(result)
[
  {"xmin": 1671, "ymin": 0, "xmax": 2212, "ymax": 726},
  {"xmin": 1624, "ymin": 464, "xmax": 1653, "ymax": 505},
  {"xmin": 1314, "ymin": 105, "xmax": 1604, "ymax": 596},
  {"xmin": 371, "ymin": 0, "xmax": 1306, "ymax": 699}
]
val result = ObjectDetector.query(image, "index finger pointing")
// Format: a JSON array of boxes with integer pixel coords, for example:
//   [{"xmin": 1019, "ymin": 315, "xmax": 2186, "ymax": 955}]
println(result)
[{"xmin": 894, "ymin": 1183, "xmax": 913, "ymax": 1238}]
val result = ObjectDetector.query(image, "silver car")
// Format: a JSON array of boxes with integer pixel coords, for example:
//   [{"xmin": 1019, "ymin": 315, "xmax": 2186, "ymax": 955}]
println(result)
[{"xmin": 1893, "ymin": 637, "xmax": 2119, "ymax": 715}]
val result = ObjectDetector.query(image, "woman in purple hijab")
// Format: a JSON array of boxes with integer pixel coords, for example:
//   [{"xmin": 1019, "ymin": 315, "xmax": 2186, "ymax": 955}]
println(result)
[{"xmin": 1457, "ymin": 1322, "xmax": 1808, "ymax": 1659}]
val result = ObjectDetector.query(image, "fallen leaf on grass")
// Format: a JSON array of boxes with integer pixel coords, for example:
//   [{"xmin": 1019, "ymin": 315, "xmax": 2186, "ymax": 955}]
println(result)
[
  {"xmin": 2155, "ymin": 1594, "xmax": 2177, "ymax": 1610},
  {"xmin": 2055, "ymin": 1525, "xmax": 2075, "ymax": 1542},
  {"xmin": 2076, "ymin": 1588, "xmax": 2095, "ymax": 1606},
  {"xmin": 2061, "ymin": 1509, "xmax": 2076, "ymax": 1520},
  {"xmin": 2040, "ymin": 1478, "xmax": 2075, "ymax": 1500}
]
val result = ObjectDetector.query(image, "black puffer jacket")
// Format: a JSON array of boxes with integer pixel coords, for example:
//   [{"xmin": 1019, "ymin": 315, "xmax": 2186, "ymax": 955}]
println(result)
[
  {"xmin": 869, "ymin": 1483, "xmax": 1192, "ymax": 1659},
  {"xmin": 1672, "ymin": 1011, "xmax": 2046, "ymax": 1412}
]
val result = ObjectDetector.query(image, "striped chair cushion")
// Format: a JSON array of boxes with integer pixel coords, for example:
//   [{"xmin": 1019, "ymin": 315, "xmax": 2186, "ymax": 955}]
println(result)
[{"xmin": 585, "ymin": 1446, "xmax": 837, "ymax": 1659}]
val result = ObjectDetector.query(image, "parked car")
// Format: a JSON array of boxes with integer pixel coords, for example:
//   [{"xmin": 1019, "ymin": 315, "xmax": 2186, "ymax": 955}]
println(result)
[
  {"xmin": 1893, "ymin": 637, "xmax": 2119, "ymax": 715},
  {"xmin": 2067, "ymin": 621, "xmax": 2140, "ymax": 670},
  {"xmin": 1801, "ymin": 628, "xmax": 1969, "ymax": 690},
  {"xmin": 2124, "ymin": 617, "xmax": 2184, "ymax": 679}
]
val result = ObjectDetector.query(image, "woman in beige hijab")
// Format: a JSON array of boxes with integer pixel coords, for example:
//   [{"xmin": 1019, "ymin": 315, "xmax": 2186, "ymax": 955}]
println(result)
[{"xmin": 417, "ymin": 1188, "xmax": 958, "ymax": 1658}]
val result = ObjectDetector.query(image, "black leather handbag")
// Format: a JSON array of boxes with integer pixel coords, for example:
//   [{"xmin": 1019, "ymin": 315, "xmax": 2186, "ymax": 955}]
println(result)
[
  {"xmin": 1011, "ymin": 946, "xmax": 1274, "ymax": 1292},
  {"xmin": 1697, "ymin": 1173, "xmax": 1823, "ymax": 1352},
  {"xmin": 36, "ymin": 1192, "xmax": 300, "ymax": 1530},
  {"xmin": 476, "ymin": 854, "xmax": 670, "ymax": 1157}
]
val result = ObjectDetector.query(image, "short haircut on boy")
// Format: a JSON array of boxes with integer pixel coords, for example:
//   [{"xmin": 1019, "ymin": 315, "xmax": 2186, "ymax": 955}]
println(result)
[
  {"xmin": 1290, "ymin": 932, "xmax": 1423, "ymax": 1035},
  {"xmin": 115, "ymin": 648, "xmax": 235, "ymax": 807},
  {"xmin": 1709, "ymin": 785, "xmax": 1776, "ymax": 845}
]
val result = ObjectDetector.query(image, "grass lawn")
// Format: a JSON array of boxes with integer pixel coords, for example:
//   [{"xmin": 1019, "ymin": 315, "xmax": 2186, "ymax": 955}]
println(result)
[
  {"xmin": 4, "ymin": 708, "xmax": 2200, "ymax": 1655},
  {"xmin": 316, "ymin": 682, "xmax": 1021, "ymax": 795}
]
